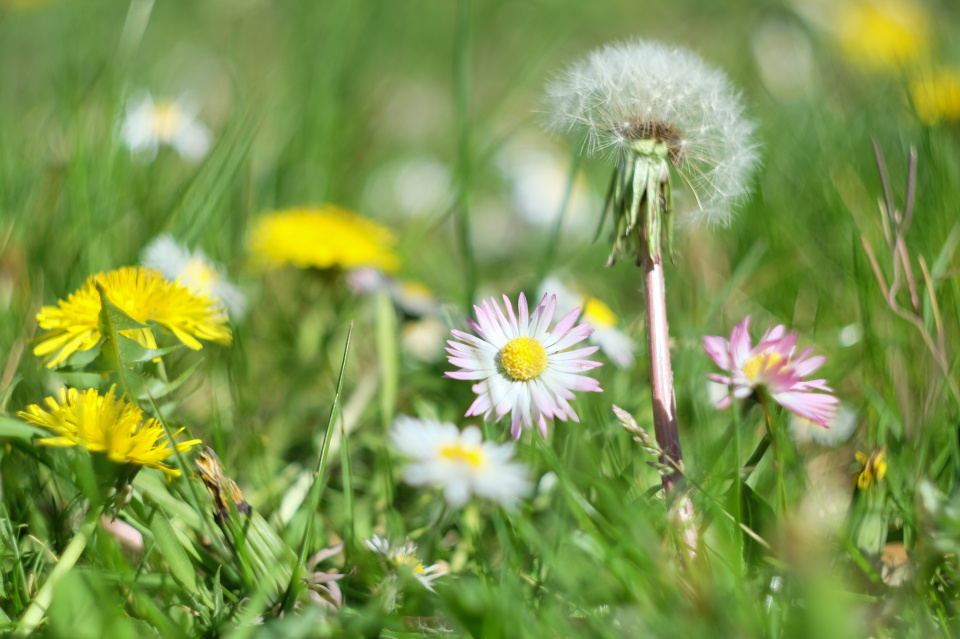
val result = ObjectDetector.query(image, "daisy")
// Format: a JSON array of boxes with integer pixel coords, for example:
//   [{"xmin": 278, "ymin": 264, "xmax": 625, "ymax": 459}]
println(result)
[
  {"xmin": 18, "ymin": 386, "xmax": 201, "ymax": 476},
  {"xmin": 248, "ymin": 205, "xmax": 399, "ymax": 273},
  {"xmin": 445, "ymin": 292, "xmax": 603, "ymax": 439},
  {"xmin": 33, "ymin": 266, "xmax": 232, "ymax": 368},
  {"xmin": 365, "ymin": 534, "xmax": 447, "ymax": 592},
  {"xmin": 702, "ymin": 316, "xmax": 839, "ymax": 428},
  {"xmin": 121, "ymin": 94, "xmax": 211, "ymax": 161},
  {"xmin": 390, "ymin": 416, "xmax": 531, "ymax": 509},
  {"xmin": 141, "ymin": 234, "xmax": 247, "ymax": 320},
  {"xmin": 541, "ymin": 277, "xmax": 635, "ymax": 368}
]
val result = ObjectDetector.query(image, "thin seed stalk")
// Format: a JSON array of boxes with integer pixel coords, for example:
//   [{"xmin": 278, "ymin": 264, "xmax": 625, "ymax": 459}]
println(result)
[{"xmin": 636, "ymin": 164, "xmax": 695, "ymax": 558}]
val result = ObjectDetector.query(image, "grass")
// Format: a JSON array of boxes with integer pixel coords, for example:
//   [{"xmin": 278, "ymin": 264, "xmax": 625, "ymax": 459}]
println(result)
[{"xmin": 1, "ymin": 0, "xmax": 960, "ymax": 636}]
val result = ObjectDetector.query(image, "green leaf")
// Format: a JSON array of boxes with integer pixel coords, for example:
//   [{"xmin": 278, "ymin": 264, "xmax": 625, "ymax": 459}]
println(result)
[
  {"xmin": 146, "ymin": 499, "xmax": 200, "ymax": 596},
  {"xmin": 375, "ymin": 291, "xmax": 398, "ymax": 430},
  {"xmin": 0, "ymin": 416, "xmax": 49, "ymax": 440}
]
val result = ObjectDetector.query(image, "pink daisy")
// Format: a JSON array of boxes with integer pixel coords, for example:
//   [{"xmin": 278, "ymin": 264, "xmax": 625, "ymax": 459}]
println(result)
[
  {"xmin": 702, "ymin": 316, "xmax": 838, "ymax": 428},
  {"xmin": 445, "ymin": 292, "xmax": 603, "ymax": 439}
]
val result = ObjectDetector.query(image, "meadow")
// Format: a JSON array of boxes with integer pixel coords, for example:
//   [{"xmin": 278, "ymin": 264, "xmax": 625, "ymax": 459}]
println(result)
[{"xmin": 1, "ymin": 0, "xmax": 960, "ymax": 636}]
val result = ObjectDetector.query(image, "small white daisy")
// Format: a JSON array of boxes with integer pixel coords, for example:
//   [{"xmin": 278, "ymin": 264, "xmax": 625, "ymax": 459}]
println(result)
[
  {"xmin": 541, "ymin": 277, "xmax": 635, "ymax": 368},
  {"xmin": 141, "ymin": 234, "xmax": 247, "ymax": 320},
  {"xmin": 365, "ymin": 534, "xmax": 447, "ymax": 592},
  {"xmin": 445, "ymin": 292, "xmax": 603, "ymax": 439},
  {"xmin": 121, "ymin": 94, "xmax": 211, "ymax": 161},
  {"xmin": 390, "ymin": 416, "xmax": 531, "ymax": 509}
]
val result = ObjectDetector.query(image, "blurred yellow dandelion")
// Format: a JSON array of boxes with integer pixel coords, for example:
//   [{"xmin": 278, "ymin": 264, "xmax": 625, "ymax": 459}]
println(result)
[
  {"xmin": 33, "ymin": 266, "xmax": 232, "ymax": 368},
  {"xmin": 855, "ymin": 448, "xmax": 888, "ymax": 490},
  {"xmin": 248, "ymin": 205, "xmax": 399, "ymax": 272},
  {"xmin": 18, "ymin": 386, "xmax": 201, "ymax": 476},
  {"xmin": 835, "ymin": 0, "xmax": 929, "ymax": 70},
  {"xmin": 910, "ymin": 68, "xmax": 960, "ymax": 125}
]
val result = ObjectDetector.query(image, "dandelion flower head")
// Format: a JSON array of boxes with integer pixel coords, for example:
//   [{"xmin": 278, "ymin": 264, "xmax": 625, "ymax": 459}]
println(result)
[
  {"xmin": 142, "ymin": 234, "xmax": 248, "ymax": 320},
  {"xmin": 390, "ymin": 416, "xmax": 531, "ymax": 509},
  {"xmin": 34, "ymin": 266, "xmax": 232, "ymax": 368},
  {"xmin": 855, "ymin": 448, "xmax": 887, "ymax": 490},
  {"xmin": 365, "ymin": 534, "xmax": 447, "ymax": 592},
  {"xmin": 248, "ymin": 205, "xmax": 399, "ymax": 273},
  {"xmin": 446, "ymin": 292, "xmax": 603, "ymax": 439},
  {"xmin": 546, "ymin": 38, "xmax": 758, "ymax": 226},
  {"xmin": 703, "ymin": 316, "xmax": 838, "ymax": 427},
  {"xmin": 18, "ymin": 386, "xmax": 201, "ymax": 476},
  {"xmin": 834, "ymin": 0, "xmax": 929, "ymax": 70},
  {"xmin": 910, "ymin": 67, "xmax": 960, "ymax": 125},
  {"xmin": 121, "ymin": 94, "xmax": 211, "ymax": 161}
]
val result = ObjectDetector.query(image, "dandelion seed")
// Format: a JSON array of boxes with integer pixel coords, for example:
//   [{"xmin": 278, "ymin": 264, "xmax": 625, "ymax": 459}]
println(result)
[
  {"xmin": 33, "ymin": 266, "xmax": 232, "ymax": 368},
  {"xmin": 703, "ymin": 316, "xmax": 839, "ymax": 427},
  {"xmin": 855, "ymin": 448, "xmax": 888, "ymax": 490},
  {"xmin": 390, "ymin": 416, "xmax": 531, "ymax": 509},
  {"xmin": 142, "ymin": 234, "xmax": 247, "ymax": 320},
  {"xmin": 365, "ymin": 534, "xmax": 447, "ymax": 592},
  {"xmin": 121, "ymin": 93, "xmax": 211, "ymax": 161},
  {"xmin": 445, "ymin": 292, "xmax": 603, "ymax": 439},
  {"xmin": 18, "ymin": 386, "xmax": 201, "ymax": 476},
  {"xmin": 546, "ymin": 38, "xmax": 758, "ymax": 246},
  {"xmin": 248, "ymin": 206, "xmax": 399, "ymax": 273}
]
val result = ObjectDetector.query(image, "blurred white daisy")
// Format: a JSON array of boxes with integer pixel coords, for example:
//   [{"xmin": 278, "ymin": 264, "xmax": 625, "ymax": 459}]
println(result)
[
  {"xmin": 401, "ymin": 317, "xmax": 448, "ymax": 363},
  {"xmin": 390, "ymin": 416, "xmax": 531, "ymax": 509},
  {"xmin": 121, "ymin": 94, "xmax": 211, "ymax": 161},
  {"xmin": 546, "ymin": 38, "xmax": 758, "ymax": 229},
  {"xmin": 141, "ymin": 234, "xmax": 247, "ymax": 320},
  {"xmin": 790, "ymin": 404, "xmax": 858, "ymax": 447},
  {"xmin": 365, "ymin": 534, "xmax": 447, "ymax": 592},
  {"xmin": 346, "ymin": 268, "xmax": 439, "ymax": 317},
  {"xmin": 540, "ymin": 277, "xmax": 635, "ymax": 368},
  {"xmin": 446, "ymin": 292, "xmax": 603, "ymax": 439},
  {"xmin": 495, "ymin": 139, "xmax": 595, "ymax": 231}
]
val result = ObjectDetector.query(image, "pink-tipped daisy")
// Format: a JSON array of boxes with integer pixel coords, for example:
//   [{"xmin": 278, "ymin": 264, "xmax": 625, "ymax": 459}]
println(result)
[
  {"xmin": 445, "ymin": 292, "xmax": 603, "ymax": 439},
  {"xmin": 702, "ymin": 316, "xmax": 839, "ymax": 428}
]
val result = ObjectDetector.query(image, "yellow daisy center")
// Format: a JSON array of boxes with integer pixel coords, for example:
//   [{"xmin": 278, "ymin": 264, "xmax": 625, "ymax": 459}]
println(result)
[
  {"xmin": 439, "ymin": 442, "xmax": 487, "ymax": 468},
  {"xmin": 584, "ymin": 297, "xmax": 617, "ymax": 328},
  {"xmin": 499, "ymin": 336, "xmax": 547, "ymax": 381},
  {"xmin": 742, "ymin": 352, "xmax": 785, "ymax": 383},
  {"xmin": 394, "ymin": 550, "xmax": 426, "ymax": 573},
  {"xmin": 181, "ymin": 256, "xmax": 220, "ymax": 290},
  {"xmin": 151, "ymin": 101, "xmax": 184, "ymax": 140}
]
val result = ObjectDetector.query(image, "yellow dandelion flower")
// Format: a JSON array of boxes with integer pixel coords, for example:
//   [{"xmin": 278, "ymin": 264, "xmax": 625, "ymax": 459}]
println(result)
[
  {"xmin": 910, "ymin": 68, "xmax": 960, "ymax": 125},
  {"xmin": 855, "ymin": 448, "xmax": 888, "ymax": 490},
  {"xmin": 248, "ymin": 205, "xmax": 399, "ymax": 273},
  {"xmin": 835, "ymin": 0, "xmax": 930, "ymax": 70},
  {"xmin": 33, "ymin": 266, "xmax": 232, "ymax": 368},
  {"xmin": 18, "ymin": 386, "xmax": 201, "ymax": 476}
]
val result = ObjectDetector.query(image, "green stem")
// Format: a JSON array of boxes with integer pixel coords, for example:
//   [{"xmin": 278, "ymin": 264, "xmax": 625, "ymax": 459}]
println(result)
[
  {"xmin": 16, "ymin": 504, "xmax": 102, "ymax": 636},
  {"xmin": 731, "ymin": 390, "xmax": 744, "ymax": 576},
  {"xmin": 454, "ymin": 0, "xmax": 476, "ymax": 310},
  {"xmin": 759, "ymin": 396, "xmax": 786, "ymax": 519}
]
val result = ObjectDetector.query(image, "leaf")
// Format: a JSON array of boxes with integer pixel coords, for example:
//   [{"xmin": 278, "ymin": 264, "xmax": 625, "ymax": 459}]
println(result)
[
  {"xmin": 375, "ymin": 291, "xmax": 398, "ymax": 430},
  {"xmin": 95, "ymin": 285, "xmax": 146, "ymax": 400},
  {"xmin": 146, "ymin": 499, "xmax": 200, "ymax": 596},
  {"xmin": 0, "ymin": 416, "xmax": 49, "ymax": 440}
]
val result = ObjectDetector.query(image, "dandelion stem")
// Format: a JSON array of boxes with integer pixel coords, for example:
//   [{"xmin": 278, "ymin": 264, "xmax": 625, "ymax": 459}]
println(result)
[{"xmin": 639, "ymin": 183, "xmax": 696, "ymax": 558}]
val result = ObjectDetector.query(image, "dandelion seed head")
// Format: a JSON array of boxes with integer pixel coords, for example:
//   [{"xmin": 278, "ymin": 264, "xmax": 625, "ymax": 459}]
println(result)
[{"xmin": 546, "ymin": 39, "xmax": 758, "ymax": 225}]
